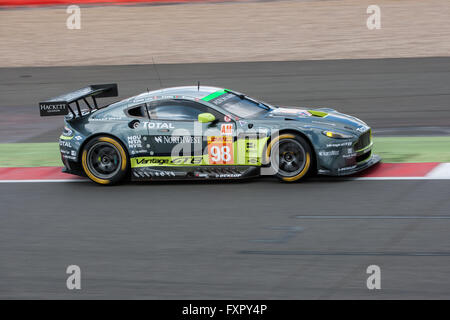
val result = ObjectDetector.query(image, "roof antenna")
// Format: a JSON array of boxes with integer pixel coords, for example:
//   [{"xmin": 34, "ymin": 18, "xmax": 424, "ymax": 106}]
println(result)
[
  {"xmin": 152, "ymin": 57, "xmax": 163, "ymax": 89},
  {"xmin": 197, "ymin": 81, "xmax": 200, "ymax": 91}
]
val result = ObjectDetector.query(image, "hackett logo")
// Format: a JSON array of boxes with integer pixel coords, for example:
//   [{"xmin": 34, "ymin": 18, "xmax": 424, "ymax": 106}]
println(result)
[
  {"xmin": 40, "ymin": 104, "xmax": 66, "ymax": 112},
  {"xmin": 39, "ymin": 102, "xmax": 68, "ymax": 116}
]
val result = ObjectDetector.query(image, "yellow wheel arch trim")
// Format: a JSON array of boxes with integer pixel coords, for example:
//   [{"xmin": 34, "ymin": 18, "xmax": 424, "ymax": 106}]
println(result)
[
  {"xmin": 265, "ymin": 134, "xmax": 295, "ymax": 160},
  {"xmin": 266, "ymin": 133, "xmax": 311, "ymax": 182},
  {"xmin": 81, "ymin": 136, "xmax": 128, "ymax": 185}
]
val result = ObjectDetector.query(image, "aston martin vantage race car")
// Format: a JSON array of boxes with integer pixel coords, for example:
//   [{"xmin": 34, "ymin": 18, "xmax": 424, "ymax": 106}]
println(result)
[{"xmin": 39, "ymin": 84, "xmax": 380, "ymax": 185}]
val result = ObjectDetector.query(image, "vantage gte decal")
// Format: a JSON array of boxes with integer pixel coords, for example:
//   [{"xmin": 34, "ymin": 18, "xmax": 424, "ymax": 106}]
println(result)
[{"xmin": 131, "ymin": 156, "xmax": 205, "ymax": 167}]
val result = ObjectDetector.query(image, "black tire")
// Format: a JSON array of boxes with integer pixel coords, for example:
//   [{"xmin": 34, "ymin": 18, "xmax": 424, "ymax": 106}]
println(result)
[
  {"xmin": 81, "ymin": 136, "xmax": 129, "ymax": 185},
  {"xmin": 266, "ymin": 134, "xmax": 313, "ymax": 182}
]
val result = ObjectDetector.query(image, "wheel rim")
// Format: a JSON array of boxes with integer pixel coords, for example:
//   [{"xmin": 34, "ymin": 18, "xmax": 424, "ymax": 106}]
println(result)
[
  {"xmin": 271, "ymin": 139, "xmax": 307, "ymax": 177},
  {"xmin": 86, "ymin": 142, "xmax": 122, "ymax": 179}
]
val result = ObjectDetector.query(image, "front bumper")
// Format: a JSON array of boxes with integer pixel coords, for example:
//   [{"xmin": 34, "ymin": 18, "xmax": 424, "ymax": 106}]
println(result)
[
  {"xmin": 320, "ymin": 154, "xmax": 381, "ymax": 176},
  {"xmin": 316, "ymin": 128, "xmax": 380, "ymax": 176}
]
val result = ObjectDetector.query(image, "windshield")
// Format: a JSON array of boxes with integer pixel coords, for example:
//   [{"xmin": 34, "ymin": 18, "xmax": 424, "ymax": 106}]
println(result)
[{"xmin": 208, "ymin": 92, "xmax": 272, "ymax": 119}]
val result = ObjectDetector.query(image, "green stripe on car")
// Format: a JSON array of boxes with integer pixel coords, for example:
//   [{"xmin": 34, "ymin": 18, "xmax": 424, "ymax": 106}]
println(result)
[{"xmin": 202, "ymin": 89, "xmax": 227, "ymax": 101}]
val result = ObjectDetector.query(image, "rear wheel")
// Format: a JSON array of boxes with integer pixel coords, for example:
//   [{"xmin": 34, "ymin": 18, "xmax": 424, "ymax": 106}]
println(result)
[
  {"xmin": 81, "ymin": 136, "xmax": 129, "ymax": 185},
  {"xmin": 267, "ymin": 134, "xmax": 313, "ymax": 182}
]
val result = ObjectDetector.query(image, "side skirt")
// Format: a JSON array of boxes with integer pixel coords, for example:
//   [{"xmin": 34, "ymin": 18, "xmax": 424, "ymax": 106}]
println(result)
[{"xmin": 131, "ymin": 166, "xmax": 260, "ymax": 181}]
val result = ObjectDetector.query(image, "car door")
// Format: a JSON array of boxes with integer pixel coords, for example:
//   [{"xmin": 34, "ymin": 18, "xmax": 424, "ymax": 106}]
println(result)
[
  {"xmin": 145, "ymin": 99, "xmax": 232, "ymax": 166},
  {"xmin": 123, "ymin": 103, "xmax": 152, "ymax": 157}
]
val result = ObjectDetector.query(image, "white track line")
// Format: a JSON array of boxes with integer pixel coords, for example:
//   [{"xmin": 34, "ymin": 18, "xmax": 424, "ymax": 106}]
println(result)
[
  {"xmin": 343, "ymin": 176, "xmax": 448, "ymax": 181},
  {"xmin": 0, "ymin": 179, "xmax": 88, "ymax": 183},
  {"xmin": 0, "ymin": 177, "xmax": 448, "ymax": 183},
  {"xmin": 1, "ymin": 163, "xmax": 450, "ymax": 183}
]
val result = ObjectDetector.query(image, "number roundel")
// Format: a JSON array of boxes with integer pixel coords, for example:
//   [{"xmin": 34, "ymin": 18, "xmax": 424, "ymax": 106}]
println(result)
[{"xmin": 207, "ymin": 136, "xmax": 234, "ymax": 165}]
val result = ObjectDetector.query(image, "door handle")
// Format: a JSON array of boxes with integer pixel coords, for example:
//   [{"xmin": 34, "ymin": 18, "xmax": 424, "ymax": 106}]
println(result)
[{"xmin": 157, "ymin": 129, "xmax": 170, "ymax": 133}]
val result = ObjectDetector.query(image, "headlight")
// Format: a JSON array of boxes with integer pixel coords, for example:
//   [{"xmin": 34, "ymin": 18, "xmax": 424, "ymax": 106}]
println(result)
[{"xmin": 322, "ymin": 131, "xmax": 353, "ymax": 139}]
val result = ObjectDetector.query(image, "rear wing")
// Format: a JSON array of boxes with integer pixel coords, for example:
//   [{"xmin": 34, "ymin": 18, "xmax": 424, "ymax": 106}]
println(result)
[{"xmin": 39, "ymin": 83, "xmax": 118, "ymax": 117}]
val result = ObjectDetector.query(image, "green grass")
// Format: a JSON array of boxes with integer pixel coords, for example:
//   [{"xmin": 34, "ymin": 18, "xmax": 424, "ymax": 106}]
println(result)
[
  {"xmin": 0, "ymin": 143, "xmax": 61, "ymax": 167},
  {"xmin": 0, "ymin": 136, "xmax": 449, "ymax": 167},
  {"xmin": 373, "ymin": 136, "xmax": 450, "ymax": 163}
]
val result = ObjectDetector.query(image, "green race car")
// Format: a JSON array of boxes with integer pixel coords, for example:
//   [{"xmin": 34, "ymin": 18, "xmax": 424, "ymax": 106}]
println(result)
[{"xmin": 39, "ymin": 84, "xmax": 380, "ymax": 185}]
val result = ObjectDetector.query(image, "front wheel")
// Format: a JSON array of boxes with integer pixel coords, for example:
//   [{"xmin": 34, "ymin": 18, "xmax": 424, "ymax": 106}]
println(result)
[
  {"xmin": 267, "ymin": 134, "xmax": 313, "ymax": 182},
  {"xmin": 81, "ymin": 136, "xmax": 129, "ymax": 185}
]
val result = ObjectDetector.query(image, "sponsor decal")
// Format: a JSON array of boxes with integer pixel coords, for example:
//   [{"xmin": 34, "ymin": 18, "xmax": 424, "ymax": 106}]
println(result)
[
  {"xmin": 59, "ymin": 140, "xmax": 72, "ymax": 148},
  {"xmin": 207, "ymin": 136, "xmax": 234, "ymax": 165},
  {"xmin": 224, "ymin": 115, "xmax": 232, "ymax": 122},
  {"xmin": 216, "ymin": 173, "xmax": 241, "ymax": 178},
  {"xmin": 131, "ymin": 156, "xmax": 203, "ymax": 167},
  {"xmin": 153, "ymin": 170, "xmax": 176, "ymax": 177},
  {"xmin": 144, "ymin": 122, "xmax": 175, "ymax": 129},
  {"xmin": 39, "ymin": 102, "xmax": 68, "ymax": 116},
  {"xmin": 91, "ymin": 117, "xmax": 123, "ymax": 121},
  {"xmin": 356, "ymin": 125, "xmax": 370, "ymax": 133},
  {"xmin": 62, "ymin": 154, "xmax": 77, "ymax": 161},
  {"xmin": 220, "ymin": 123, "xmax": 234, "ymax": 136},
  {"xmin": 153, "ymin": 136, "xmax": 201, "ymax": 144},
  {"xmin": 319, "ymin": 150, "xmax": 339, "ymax": 157},
  {"xmin": 127, "ymin": 135, "xmax": 143, "ymax": 149},
  {"xmin": 338, "ymin": 165, "xmax": 357, "ymax": 172},
  {"xmin": 135, "ymin": 158, "xmax": 170, "ymax": 165},
  {"xmin": 326, "ymin": 141, "xmax": 353, "ymax": 148},
  {"xmin": 209, "ymin": 93, "xmax": 234, "ymax": 105},
  {"xmin": 195, "ymin": 172, "xmax": 210, "ymax": 178},
  {"xmin": 343, "ymin": 153, "xmax": 356, "ymax": 159},
  {"xmin": 271, "ymin": 108, "xmax": 311, "ymax": 117},
  {"xmin": 130, "ymin": 149, "xmax": 148, "ymax": 155}
]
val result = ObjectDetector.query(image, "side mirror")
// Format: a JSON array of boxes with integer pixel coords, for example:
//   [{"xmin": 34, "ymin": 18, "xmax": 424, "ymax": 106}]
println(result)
[{"xmin": 198, "ymin": 112, "xmax": 216, "ymax": 123}]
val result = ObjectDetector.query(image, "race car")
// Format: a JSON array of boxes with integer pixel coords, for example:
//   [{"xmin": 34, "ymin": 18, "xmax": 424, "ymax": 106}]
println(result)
[{"xmin": 39, "ymin": 84, "xmax": 380, "ymax": 185}]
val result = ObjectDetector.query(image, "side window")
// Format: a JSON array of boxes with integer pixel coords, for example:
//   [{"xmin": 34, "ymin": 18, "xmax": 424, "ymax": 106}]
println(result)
[
  {"xmin": 125, "ymin": 104, "xmax": 148, "ymax": 118},
  {"xmin": 148, "ymin": 100, "xmax": 223, "ymax": 121}
]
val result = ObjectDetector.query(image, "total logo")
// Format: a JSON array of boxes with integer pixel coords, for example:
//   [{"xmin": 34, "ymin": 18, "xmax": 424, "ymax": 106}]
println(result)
[
  {"xmin": 144, "ymin": 122, "xmax": 175, "ymax": 129},
  {"xmin": 59, "ymin": 141, "xmax": 72, "ymax": 148}
]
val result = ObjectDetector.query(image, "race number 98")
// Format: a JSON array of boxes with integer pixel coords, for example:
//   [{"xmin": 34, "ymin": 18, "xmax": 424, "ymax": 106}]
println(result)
[{"xmin": 208, "ymin": 137, "xmax": 234, "ymax": 165}]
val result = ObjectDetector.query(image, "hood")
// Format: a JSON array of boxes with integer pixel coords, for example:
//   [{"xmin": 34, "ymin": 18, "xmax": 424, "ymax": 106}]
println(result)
[{"xmin": 266, "ymin": 107, "xmax": 369, "ymax": 134}]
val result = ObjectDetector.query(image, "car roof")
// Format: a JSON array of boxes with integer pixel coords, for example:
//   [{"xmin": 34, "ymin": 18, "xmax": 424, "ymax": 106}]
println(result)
[{"xmin": 128, "ymin": 86, "xmax": 223, "ymax": 103}]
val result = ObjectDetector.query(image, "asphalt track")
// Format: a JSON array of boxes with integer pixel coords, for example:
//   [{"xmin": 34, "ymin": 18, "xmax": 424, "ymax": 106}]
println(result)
[
  {"xmin": 1, "ymin": 57, "xmax": 450, "ymax": 143},
  {"xmin": 1, "ymin": 57, "xmax": 450, "ymax": 299}
]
